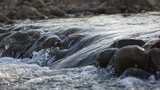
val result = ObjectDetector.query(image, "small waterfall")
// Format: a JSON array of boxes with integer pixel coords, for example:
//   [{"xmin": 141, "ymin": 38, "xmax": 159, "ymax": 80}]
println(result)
[{"xmin": 0, "ymin": 12, "xmax": 160, "ymax": 89}]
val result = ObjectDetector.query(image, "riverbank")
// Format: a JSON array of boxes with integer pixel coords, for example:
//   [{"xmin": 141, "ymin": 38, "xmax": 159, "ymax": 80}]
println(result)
[{"xmin": 1, "ymin": 0, "xmax": 160, "ymax": 24}]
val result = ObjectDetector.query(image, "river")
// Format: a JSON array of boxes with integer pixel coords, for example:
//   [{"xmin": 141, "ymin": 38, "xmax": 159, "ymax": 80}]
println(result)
[{"xmin": 0, "ymin": 12, "xmax": 160, "ymax": 90}]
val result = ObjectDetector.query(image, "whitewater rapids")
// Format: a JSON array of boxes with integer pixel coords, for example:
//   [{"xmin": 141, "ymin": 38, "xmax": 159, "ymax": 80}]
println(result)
[{"xmin": 0, "ymin": 12, "xmax": 160, "ymax": 90}]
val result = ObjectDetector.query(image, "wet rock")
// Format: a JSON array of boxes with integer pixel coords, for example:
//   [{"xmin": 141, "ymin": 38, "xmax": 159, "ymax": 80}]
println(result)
[
  {"xmin": 51, "ymin": 35, "xmax": 105, "ymax": 68},
  {"xmin": 51, "ymin": 50, "xmax": 99, "ymax": 68},
  {"xmin": 22, "ymin": 36, "xmax": 47, "ymax": 57},
  {"xmin": 110, "ymin": 39, "xmax": 145, "ymax": 48},
  {"xmin": 143, "ymin": 39, "xmax": 160, "ymax": 50},
  {"xmin": 66, "ymin": 35, "xmax": 101, "ymax": 56},
  {"xmin": 120, "ymin": 68, "xmax": 151, "ymax": 80},
  {"xmin": 27, "ymin": 31, "xmax": 41, "ymax": 40},
  {"xmin": 23, "ymin": 35, "xmax": 63, "ymax": 57},
  {"xmin": 0, "ymin": 31, "xmax": 41, "ymax": 58},
  {"xmin": 46, "ymin": 48, "xmax": 69, "ymax": 65},
  {"xmin": 96, "ymin": 48, "xmax": 118, "ymax": 68},
  {"xmin": 62, "ymin": 34, "xmax": 85, "ymax": 49},
  {"xmin": 148, "ymin": 48, "xmax": 160, "ymax": 71},
  {"xmin": 112, "ymin": 45, "xmax": 149, "ymax": 76},
  {"xmin": 41, "ymin": 36, "xmax": 62, "ymax": 49}
]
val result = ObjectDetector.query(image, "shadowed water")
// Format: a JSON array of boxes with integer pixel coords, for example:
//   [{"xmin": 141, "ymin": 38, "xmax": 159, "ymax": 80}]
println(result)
[{"xmin": 0, "ymin": 12, "xmax": 160, "ymax": 90}]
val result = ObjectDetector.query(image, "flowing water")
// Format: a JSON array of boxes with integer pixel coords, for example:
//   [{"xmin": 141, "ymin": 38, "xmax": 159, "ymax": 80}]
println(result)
[{"xmin": 1, "ymin": 12, "xmax": 160, "ymax": 90}]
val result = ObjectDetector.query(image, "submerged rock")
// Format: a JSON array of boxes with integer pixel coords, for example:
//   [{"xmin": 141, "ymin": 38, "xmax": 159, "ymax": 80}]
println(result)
[
  {"xmin": 51, "ymin": 50, "xmax": 99, "ymax": 68},
  {"xmin": 143, "ymin": 39, "xmax": 160, "ymax": 50},
  {"xmin": 112, "ymin": 45, "xmax": 149, "ymax": 76},
  {"xmin": 120, "ymin": 68, "xmax": 151, "ymax": 80},
  {"xmin": 65, "ymin": 35, "xmax": 101, "ymax": 56},
  {"xmin": 110, "ymin": 39, "xmax": 145, "ymax": 48},
  {"xmin": 0, "ymin": 27, "xmax": 65, "ymax": 58},
  {"xmin": 96, "ymin": 48, "xmax": 118, "ymax": 68},
  {"xmin": 48, "ymin": 48, "xmax": 69, "ymax": 63},
  {"xmin": 62, "ymin": 34, "xmax": 85, "ymax": 49}
]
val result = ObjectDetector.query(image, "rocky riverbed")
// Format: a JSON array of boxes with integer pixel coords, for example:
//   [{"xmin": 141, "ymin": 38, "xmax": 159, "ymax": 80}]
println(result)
[
  {"xmin": 1, "ymin": 0, "xmax": 160, "ymax": 24},
  {"xmin": 0, "ymin": 12, "xmax": 160, "ymax": 90}
]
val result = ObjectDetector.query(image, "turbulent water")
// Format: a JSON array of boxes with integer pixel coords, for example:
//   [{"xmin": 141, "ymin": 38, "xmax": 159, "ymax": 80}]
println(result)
[{"xmin": 1, "ymin": 12, "xmax": 160, "ymax": 90}]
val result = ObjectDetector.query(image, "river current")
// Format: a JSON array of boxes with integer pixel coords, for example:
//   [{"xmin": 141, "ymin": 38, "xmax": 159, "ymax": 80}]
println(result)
[{"xmin": 1, "ymin": 12, "xmax": 160, "ymax": 90}]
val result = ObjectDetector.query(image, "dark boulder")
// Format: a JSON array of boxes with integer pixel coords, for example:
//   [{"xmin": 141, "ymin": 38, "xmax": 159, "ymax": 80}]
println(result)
[
  {"xmin": 148, "ymin": 48, "xmax": 160, "ymax": 71},
  {"xmin": 62, "ymin": 34, "xmax": 85, "ymax": 49},
  {"xmin": 110, "ymin": 39, "xmax": 145, "ymax": 48},
  {"xmin": 0, "ymin": 31, "xmax": 41, "ymax": 58},
  {"xmin": 96, "ymin": 48, "xmax": 118, "ymax": 68},
  {"xmin": 120, "ymin": 68, "xmax": 152, "ymax": 80},
  {"xmin": 27, "ymin": 31, "xmax": 41, "ymax": 40},
  {"xmin": 112, "ymin": 45, "xmax": 149, "ymax": 76},
  {"xmin": 23, "ymin": 35, "xmax": 62, "ymax": 57},
  {"xmin": 47, "ymin": 48, "xmax": 69, "ymax": 64},
  {"xmin": 41, "ymin": 36, "xmax": 63, "ymax": 49}
]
